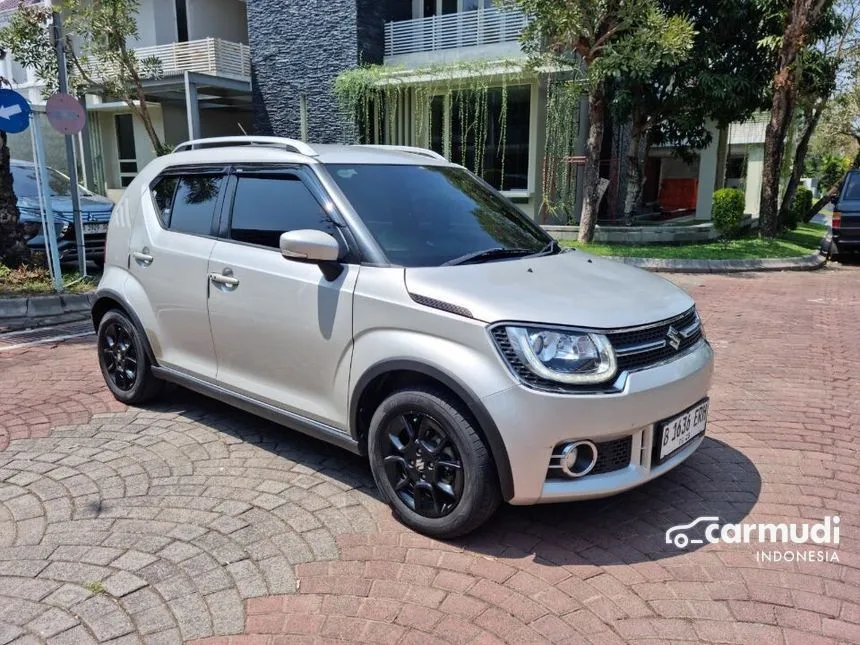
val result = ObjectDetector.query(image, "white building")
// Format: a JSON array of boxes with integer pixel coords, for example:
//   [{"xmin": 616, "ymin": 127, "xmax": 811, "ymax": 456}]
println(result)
[{"xmin": 1, "ymin": 0, "xmax": 252, "ymax": 200}]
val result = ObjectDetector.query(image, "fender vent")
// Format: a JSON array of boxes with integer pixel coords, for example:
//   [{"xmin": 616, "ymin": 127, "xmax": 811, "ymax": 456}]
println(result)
[{"xmin": 409, "ymin": 293, "xmax": 473, "ymax": 319}]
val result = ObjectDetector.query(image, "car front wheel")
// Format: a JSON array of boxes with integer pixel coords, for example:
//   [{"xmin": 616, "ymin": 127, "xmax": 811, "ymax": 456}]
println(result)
[{"xmin": 368, "ymin": 387, "xmax": 501, "ymax": 538}]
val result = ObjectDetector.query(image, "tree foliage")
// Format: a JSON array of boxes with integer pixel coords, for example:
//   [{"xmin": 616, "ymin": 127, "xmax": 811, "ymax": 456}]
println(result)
[
  {"xmin": 0, "ymin": 0, "xmax": 169, "ymax": 155},
  {"xmin": 505, "ymin": 0, "xmax": 694, "ymax": 241},
  {"xmin": 610, "ymin": 0, "xmax": 778, "ymax": 223}
]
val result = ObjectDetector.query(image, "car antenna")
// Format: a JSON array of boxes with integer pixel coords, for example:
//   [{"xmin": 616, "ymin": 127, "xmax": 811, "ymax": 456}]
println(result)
[{"xmin": 238, "ymin": 123, "xmax": 248, "ymax": 135}]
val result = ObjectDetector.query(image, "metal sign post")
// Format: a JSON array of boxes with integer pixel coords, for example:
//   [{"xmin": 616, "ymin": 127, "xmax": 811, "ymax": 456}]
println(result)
[
  {"xmin": 30, "ymin": 114, "xmax": 64, "ymax": 293},
  {"xmin": 52, "ymin": 10, "xmax": 87, "ymax": 277}
]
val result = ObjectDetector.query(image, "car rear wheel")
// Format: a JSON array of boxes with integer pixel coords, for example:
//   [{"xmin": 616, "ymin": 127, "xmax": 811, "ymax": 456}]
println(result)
[
  {"xmin": 368, "ymin": 388, "xmax": 501, "ymax": 538},
  {"xmin": 97, "ymin": 310, "xmax": 162, "ymax": 405}
]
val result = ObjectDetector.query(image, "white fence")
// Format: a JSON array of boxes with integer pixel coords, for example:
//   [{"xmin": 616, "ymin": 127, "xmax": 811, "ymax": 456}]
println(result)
[
  {"xmin": 134, "ymin": 38, "xmax": 251, "ymax": 80},
  {"xmin": 385, "ymin": 7, "xmax": 528, "ymax": 57}
]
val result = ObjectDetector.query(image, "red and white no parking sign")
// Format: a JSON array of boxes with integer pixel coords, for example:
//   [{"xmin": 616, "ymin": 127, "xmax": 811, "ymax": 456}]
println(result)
[{"xmin": 46, "ymin": 93, "xmax": 86, "ymax": 135}]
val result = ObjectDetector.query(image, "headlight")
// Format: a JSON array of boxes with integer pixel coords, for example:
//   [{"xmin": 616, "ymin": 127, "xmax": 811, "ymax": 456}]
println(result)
[{"xmin": 502, "ymin": 326, "xmax": 617, "ymax": 385}]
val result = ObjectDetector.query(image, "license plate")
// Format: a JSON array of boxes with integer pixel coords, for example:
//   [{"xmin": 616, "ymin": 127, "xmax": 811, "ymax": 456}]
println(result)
[
  {"xmin": 83, "ymin": 222, "xmax": 108, "ymax": 234},
  {"xmin": 658, "ymin": 399, "xmax": 708, "ymax": 460}
]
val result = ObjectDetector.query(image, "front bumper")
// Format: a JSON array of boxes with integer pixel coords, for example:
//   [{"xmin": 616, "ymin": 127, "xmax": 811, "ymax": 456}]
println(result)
[
  {"xmin": 482, "ymin": 339, "xmax": 714, "ymax": 504},
  {"xmin": 26, "ymin": 230, "xmax": 107, "ymax": 263}
]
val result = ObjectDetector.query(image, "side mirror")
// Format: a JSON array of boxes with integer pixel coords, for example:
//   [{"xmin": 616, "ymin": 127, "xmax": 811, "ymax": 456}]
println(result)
[{"xmin": 280, "ymin": 229, "xmax": 340, "ymax": 263}]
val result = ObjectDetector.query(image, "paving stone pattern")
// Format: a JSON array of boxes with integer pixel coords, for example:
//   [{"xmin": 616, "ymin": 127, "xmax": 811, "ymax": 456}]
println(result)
[{"xmin": 0, "ymin": 265, "xmax": 858, "ymax": 644}]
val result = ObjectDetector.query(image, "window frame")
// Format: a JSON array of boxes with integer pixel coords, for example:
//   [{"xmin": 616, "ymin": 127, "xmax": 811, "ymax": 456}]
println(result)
[
  {"xmin": 217, "ymin": 164, "xmax": 360, "ymax": 263},
  {"xmin": 426, "ymin": 82, "xmax": 536, "ymax": 198},
  {"xmin": 148, "ymin": 165, "xmax": 231, "ymax": 239}
]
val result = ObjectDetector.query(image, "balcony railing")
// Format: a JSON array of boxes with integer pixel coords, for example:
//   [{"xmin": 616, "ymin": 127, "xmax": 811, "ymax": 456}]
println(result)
[
  {"xmin": 134, "ymin": 38, "xmax": 251, "ymax": 80},
  {"xmin": 385, "ymin": 7, "xmax": 528, "ymax": 57}
]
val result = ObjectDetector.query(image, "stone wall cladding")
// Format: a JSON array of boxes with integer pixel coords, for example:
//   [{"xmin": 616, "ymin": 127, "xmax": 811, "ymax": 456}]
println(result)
[{"xmin": 248, "ymin": 0, "xmax": 386, "ymax": 143}]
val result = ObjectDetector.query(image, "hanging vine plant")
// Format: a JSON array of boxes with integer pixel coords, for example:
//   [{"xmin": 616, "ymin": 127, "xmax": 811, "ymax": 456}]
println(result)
[
  {"xmin": 542, "ymin": 77, "xmax": 583, "ymax": 223},
  {"xmin": 333, "ymin": 57, "xmax": 581, "ymax": 204}
]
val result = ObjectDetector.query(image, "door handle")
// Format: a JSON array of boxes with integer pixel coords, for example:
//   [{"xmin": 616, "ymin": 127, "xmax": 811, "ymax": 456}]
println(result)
[
  {"xmin": 208, "ymin": 271, "xmax": 240, "ymax": 287},
  {"xmin": 132, "ymin": 249, "xmax": 154, "ymax": 266}
]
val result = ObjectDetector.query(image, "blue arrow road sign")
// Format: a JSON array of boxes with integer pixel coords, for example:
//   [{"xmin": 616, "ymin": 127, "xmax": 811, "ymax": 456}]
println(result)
[{"xmin": 0, "ymin": 89, "xmax": 31, "ymax": 134}]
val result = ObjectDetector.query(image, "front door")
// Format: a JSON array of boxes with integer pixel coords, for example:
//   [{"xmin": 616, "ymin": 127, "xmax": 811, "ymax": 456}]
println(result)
[
  {"xmin": 206, "ymin": 167, "xmax": 359, "ymax": 428},
  {"xmin": 128, "ymin": 169, "xmax": 226, "ymax": 378}
]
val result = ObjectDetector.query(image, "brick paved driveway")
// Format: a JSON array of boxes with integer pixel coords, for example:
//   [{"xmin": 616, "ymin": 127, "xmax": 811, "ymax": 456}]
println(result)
[{"xmin": 0, "ymin": 266, "xmax": 857, "ymax": 645}]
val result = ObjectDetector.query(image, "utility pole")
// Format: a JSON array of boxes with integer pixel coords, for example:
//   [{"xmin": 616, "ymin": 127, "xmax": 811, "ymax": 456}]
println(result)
[{"xmin": 52, "ymin": 9, "xmax": 87, "ymax": 276}]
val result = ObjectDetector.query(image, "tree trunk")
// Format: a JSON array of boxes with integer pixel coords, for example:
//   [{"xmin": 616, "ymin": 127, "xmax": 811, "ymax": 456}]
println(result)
[
  {"xmin": 623, "ymin": 114, "xmax": 647, "ymax": 225},
  {"xmin": 779, "ymin": 105, "xmax": 822, "ymax": 226},
  {"xmin": 759, "ymin": 0, "xmax": 830, "ymax": 238},
  {"xmin": 578, "ymin": 84, "xmax": 606, "ymax": 243},
  {"xmin": 760, "ymin": 77, "xmax": 796, "ymax": 237},
  {"xmin": 0, "ymin": 131, "xmax": 30, "ymax": 268}
]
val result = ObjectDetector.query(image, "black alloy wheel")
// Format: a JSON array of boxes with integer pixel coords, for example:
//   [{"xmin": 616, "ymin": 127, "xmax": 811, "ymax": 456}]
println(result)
[
  {"xmin": 97, "ymin": 309, "xmax": 162, "ymax": 405},
  {"xmin": 368, "ymin": 388, "xmax": 501, "ymax": 538},
  {"xmin": 100, "ymin": 319, "xmax": 139, "ymax": 391},
  {"xmin": 382, "ymin": 411, "xmax": 464, "ymax": 518}
]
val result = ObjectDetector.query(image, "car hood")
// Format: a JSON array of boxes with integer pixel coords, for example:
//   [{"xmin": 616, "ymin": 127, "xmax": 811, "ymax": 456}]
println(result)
[
  {"xmin": 18, "ymin": 195, "xmax": 113, "ymax": 220},
  {"xmin": 404, "ymin": 250, "xmax": 695, "ymax": 327}
]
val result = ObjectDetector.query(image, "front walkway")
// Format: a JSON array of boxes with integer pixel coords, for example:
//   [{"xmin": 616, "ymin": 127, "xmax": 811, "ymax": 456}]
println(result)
[{"xmin": 0, "ymin": 266, "xmax": 858, "ymax": 644}]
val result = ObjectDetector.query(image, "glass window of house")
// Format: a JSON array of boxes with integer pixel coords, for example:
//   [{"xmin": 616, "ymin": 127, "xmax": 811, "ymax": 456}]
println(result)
[{"xmin": 429, "ymin": 85, "xmax": 531, "ymax": 192}]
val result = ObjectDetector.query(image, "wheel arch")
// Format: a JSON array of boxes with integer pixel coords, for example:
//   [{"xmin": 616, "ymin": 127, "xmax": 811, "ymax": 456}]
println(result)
[
  {"xmin": 91, "ymin": 289, "xmax": 159, "ymax": 366},
  {"xmin": 351, "ymin": 359, "xmax": 514, "ymax": 501}
]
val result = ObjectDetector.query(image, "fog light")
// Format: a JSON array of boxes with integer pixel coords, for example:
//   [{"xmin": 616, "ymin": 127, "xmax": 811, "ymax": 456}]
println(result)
[{"xmin": 560, "ymin": 440, "xmax": 598, "ymax": 478}]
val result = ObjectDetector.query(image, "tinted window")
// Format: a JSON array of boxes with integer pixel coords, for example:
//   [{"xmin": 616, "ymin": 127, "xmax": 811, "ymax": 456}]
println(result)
[
  {"xmin": 229, "ymin": 175, "xmax": 337, "ymax": 248},
  {"xmin": 155, "ymin": 174, "xmax": 223, "ymax": 236},
  {"xmin": 151, "ymin": 176, "xmax": 178, "ymax": 225},
  {"xmin": 327, "ymin": 164, "xmax": 549, "ymax": 267},
  {"xmin": 843, "ymin": 172, "xmax": 860, "ymax": 201}
]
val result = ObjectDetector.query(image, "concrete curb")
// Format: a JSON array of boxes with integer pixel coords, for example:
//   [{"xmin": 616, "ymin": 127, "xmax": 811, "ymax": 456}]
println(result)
[
  {"xmin": 605, "ymin": 253, "xmax": 827, "ymax": 273},
  {"xmin": 0, "ymin": 291, "xmax": 96, "ymax": 332}
]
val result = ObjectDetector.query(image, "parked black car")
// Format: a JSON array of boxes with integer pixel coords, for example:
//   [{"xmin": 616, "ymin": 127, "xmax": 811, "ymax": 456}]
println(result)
[
  {"xmin": 829, "ymin": 169, "xmax": 860, "ymax": 257},
  {"xmin": 13, "ymin": 160, "xmax": 114, "ymax": 266}
]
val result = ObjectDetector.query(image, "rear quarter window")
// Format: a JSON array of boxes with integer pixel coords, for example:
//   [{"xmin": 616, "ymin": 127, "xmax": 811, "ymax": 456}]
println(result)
[{"xmin": 150, "ymin": 173, "xmax": 225, "ymax": 236}]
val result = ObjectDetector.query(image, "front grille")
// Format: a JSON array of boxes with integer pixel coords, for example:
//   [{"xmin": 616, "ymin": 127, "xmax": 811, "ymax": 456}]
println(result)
[
  {"xmin": 546, "ymin": 436, "xmax": 632, "ymax": 480},
  {"xmin": 610, "ymin": 308, "xmax": 702, "ymax": 372},
  {"xmin": 491, "ymin": 308, "xmax": 702, "ymax": 393}
]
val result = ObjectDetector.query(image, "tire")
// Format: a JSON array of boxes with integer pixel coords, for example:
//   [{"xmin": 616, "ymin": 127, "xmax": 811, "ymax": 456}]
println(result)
[
  {"xmin": 97, "ymin": 309, "xmax": 162, "ymax": 405},
  {"xmin": 368, "ymin": 387, "xmax": 501, "ymax": 538}
]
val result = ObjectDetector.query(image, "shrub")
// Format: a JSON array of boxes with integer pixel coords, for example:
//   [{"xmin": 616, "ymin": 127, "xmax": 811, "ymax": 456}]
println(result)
[
  {"xmin": 784, "ymin": 186, "xmax": 813, "ymax": 231},
  {"xmin": 712, "ymin": 188, "xmax": 745, "ymax": 239}
]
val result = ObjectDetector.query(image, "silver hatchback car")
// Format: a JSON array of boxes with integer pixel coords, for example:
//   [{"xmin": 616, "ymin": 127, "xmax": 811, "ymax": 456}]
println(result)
[{"xmin": 92, "ymin": 136, "xmax": 714, "ymax": 538}]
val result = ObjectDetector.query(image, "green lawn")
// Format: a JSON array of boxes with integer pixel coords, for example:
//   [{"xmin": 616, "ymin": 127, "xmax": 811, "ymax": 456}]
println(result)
[
  {"xmin": 0, "ymin": 264, "xmax": 97, "ymax": 296},
  {"xmin": 561, "ymin": 223, "xmax": 827, "ymax": 260}
]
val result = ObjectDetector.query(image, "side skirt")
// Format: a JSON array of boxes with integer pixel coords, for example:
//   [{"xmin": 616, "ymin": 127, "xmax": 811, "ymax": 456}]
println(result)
[{"xmin": 151, "ymin": 366, "xmax": 363, "ymax": 455}]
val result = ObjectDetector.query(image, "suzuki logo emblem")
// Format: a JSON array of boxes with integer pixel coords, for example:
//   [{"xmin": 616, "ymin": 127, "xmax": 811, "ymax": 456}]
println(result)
[{"xmin": 666, "ymin": 326, "xmax": 682, "ymax": 351}]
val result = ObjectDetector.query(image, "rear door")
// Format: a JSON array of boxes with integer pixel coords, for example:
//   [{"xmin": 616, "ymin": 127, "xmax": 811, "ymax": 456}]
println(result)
[
  {"xmin": 128, "ymin": 167, "xmax": 227, "ymax": 378},
  {"xmin": 206, "ymin": 166, "xmax": 359, "ymax": 428}
]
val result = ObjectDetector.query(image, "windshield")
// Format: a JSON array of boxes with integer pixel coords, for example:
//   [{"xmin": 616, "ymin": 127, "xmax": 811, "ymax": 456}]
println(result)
[
  {"xmin": 11, "ymin": 165, "xmax": 89, "ymax": 199},
  {"xmin": 326, "ymin": 164, "xmax": 551, "ymax": 267}
]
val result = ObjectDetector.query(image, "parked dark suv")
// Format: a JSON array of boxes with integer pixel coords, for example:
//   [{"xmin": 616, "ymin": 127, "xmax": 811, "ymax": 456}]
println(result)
[
  {"xmin": 831, "ymin": 169, "xmax": 860, "ymax": 256},
  {"xmin": 13, "ymin": 160, "xmax": 114, "ymax": 266}
]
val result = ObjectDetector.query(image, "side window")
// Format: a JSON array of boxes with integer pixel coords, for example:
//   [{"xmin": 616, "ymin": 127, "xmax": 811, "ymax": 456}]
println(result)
[
  {"xmin": 171, "ymin": 175, "xmax": 224, "ymax": 236},
  {"xmin": 228, "ymin": 174, "xmax": 338, "ymax": 248},
  {"xmin": 152, "ymin": 176, "xmax": 178, "ymax": 226},
  {"xmin": 151, "ymin": 173, "xmax": 224, "ymax": 236}
]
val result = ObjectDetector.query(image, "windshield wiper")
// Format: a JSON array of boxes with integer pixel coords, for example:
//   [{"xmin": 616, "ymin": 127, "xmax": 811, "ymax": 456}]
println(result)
[
  {"xmin": 443, "ymin": 247, "xmax": 534, "ymax": 267},
  {"xmin": 533, "ymin": 239, "xmax": 561, "ymax": 256}
]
